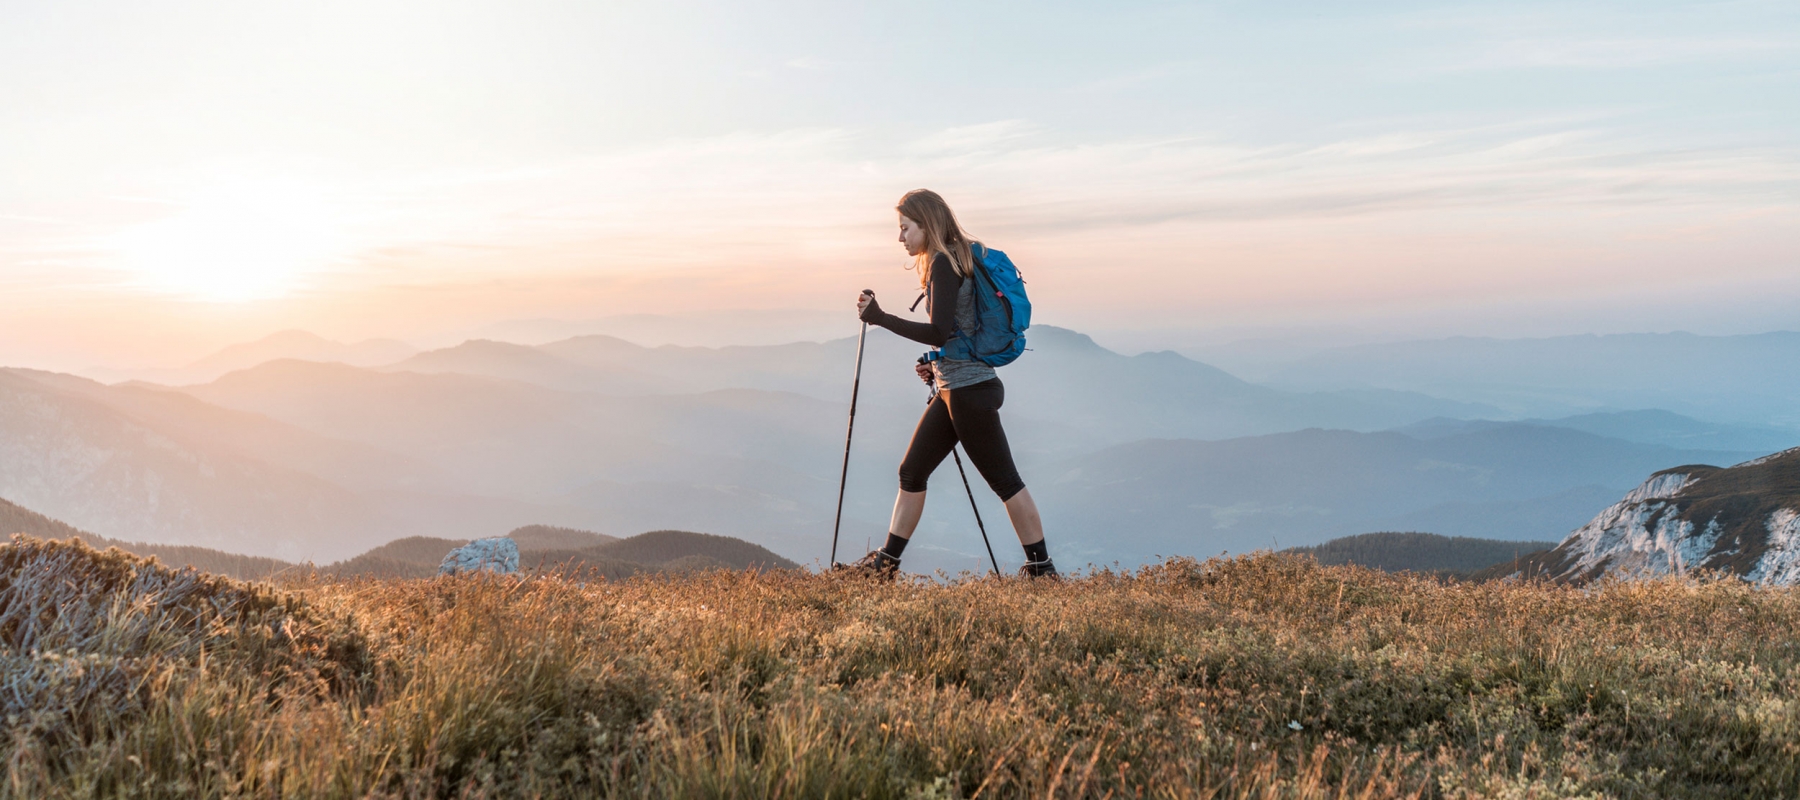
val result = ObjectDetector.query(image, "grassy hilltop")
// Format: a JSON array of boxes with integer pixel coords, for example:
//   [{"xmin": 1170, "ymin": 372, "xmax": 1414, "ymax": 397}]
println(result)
[{"xmin": 5, "ymin": 536, "xmax": 1800, "ymax": 798}]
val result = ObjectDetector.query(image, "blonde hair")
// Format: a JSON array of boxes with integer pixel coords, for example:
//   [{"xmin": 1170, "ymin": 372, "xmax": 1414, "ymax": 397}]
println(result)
[{"xmin": 896, "ymin": 189, "xmax": 977, "ymax": 290}]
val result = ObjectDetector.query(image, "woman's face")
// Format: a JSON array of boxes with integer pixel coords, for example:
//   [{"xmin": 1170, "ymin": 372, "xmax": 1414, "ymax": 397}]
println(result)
[{"xmin": 898, "ymin": 214, "xmax": 926, "ymax": 256}]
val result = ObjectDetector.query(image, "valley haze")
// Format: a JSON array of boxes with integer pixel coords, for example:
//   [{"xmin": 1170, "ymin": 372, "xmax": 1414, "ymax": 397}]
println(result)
[{"xmin": 4, "ymin": 323, "xmax": 1794, "ymax": 575}]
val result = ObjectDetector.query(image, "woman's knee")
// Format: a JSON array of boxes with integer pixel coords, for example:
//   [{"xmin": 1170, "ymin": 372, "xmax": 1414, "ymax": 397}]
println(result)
[
  {"xmin": 898, "ymin": 464, "xmax": 931, "ymax": 493},
  {"xmin": 989, "ymin": 475, "xmax": 1026, "ymax": 502}
]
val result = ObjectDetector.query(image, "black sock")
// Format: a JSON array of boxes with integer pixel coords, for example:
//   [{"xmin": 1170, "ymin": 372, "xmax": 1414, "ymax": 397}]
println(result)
[
  {"xmin": 1022, "ymin": 539, "xmax": 1050, "ymax": 564},
  {"xmin": 881, "ymin": 533, "xmax": 910, "ymax": 559}
]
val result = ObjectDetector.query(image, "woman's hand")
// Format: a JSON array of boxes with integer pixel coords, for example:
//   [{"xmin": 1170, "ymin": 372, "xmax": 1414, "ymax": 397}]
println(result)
[
  {"xmin": 915, "ymin": 361, "xmax": 934, "ymax": 385},
  {"xmin": 857, "ymin": 290, "xmax": 881, "ymax": 321}
]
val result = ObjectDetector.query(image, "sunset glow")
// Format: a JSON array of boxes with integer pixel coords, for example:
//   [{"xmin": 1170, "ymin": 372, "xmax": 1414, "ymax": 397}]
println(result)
[
  {"xmin": 107, "ymin": 178, "xmax": 352, "ymax": 302},
  {"xmin": 0, "ymin": 0, "xmax": 1795, "ymax": 371}
]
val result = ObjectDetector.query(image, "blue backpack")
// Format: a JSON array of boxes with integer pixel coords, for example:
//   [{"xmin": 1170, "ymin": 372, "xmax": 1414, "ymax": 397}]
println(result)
[{"xmin": 940, "ymin": 243, "xmax": 1031, "ymax": 367}]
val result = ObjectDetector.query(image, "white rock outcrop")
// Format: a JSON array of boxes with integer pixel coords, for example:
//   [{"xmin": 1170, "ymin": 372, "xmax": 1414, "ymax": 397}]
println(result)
[
  {"xmin": 1747, "ymin": 509, "xmax": 1800, "ymax": 584},
  {"xmin": 1530, "ymin": 446, "xmax": 1800, "ymax": 584},
  {"xmin": 438, "ymin": 537, "xmax": 519, "ymax": 576},
  {"xmin": 1554, "ymin": 472, "xmax": 1704, "ymax": 580}
]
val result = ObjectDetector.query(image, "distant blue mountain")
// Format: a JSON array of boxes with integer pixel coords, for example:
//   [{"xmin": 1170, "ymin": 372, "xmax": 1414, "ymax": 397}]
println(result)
[
  {"xmin": 1042, "ymin": 423, "xmax": 1761, "ymax": 566},
  {"xmin": 1394, "ymin": 409, "xmax": 1797, "ymax": 455},
  {"xmin": 1258, "ymin": 331, "xmax": 1800, "ymax": 428}
]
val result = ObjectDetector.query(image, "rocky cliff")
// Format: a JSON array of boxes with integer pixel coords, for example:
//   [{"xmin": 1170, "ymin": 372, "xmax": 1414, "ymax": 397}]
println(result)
[{"xmin": 1513, "ymin": 446, "xmax": 1800, "ymax": 583}]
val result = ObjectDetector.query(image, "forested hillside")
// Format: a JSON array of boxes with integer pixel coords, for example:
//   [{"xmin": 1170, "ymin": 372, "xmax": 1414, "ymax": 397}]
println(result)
[{"xmin": 1287, "ymin": 532, "xmax": 1555, "ymax": 576}]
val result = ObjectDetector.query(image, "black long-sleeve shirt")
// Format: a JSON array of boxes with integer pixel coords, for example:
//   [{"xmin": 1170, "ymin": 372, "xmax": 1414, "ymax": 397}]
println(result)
[
  {"xmin": 860, "ymin": 253, "xmax": 960, "ymax": 346},
  {"xmin": 861, "ymin": 253, "xmax": 998, "ymax": 390}
]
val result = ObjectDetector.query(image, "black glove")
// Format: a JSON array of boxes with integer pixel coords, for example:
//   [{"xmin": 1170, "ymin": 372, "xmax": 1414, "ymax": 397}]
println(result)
[{"xmin": 858, "ymin": 291, "xmax": 885, "ymax": 323}]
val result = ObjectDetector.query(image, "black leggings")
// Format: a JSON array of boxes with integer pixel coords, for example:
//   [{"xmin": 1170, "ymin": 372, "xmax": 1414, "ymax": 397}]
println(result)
[{"xmin": 897, "ymin": 378, "xmax": 1027, "ymax": 501}]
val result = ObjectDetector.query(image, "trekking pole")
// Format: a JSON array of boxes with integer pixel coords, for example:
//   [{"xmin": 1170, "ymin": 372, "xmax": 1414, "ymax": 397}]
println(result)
[
  {"xmin": 951, "ymin": 447, "xmax": 1002, "ymax": 576},
  {"xmin": 829, "ymin": 320, "xmax": 868, "ymax": 567},
  {"xmin": 925, "ymin": 372, "xmax": 1002, "ymax": 576}
]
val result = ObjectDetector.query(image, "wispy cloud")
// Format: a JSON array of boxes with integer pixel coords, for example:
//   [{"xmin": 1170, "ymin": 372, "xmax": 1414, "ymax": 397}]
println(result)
[
  {"xmin": 1302, "ymin": 133, "xmax": 1442, "ymax": 158},
  {"xmin": 19, "ymin": 117, "xmax": 1799, "ymax": 299},
  {"xmin": 1396, "ymin": 4, "xmax": 1798, "ymax": 72},
  {"xmin": 910, "ymin": 122, "xmax": 1799, "ymax": 234},
  {"xmin": 1454, "ymin": 36, "xmax": 1794, "ymax": 70},
  {"xmin": 904, "ymin": 121, "xmax": 1038, "ymax": 155}
]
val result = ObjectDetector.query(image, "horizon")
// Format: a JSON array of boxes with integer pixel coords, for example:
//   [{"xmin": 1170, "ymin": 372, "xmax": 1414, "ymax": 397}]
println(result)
[
  {"xmin": 4, "ymin": 0, "xmax": 1798, "ymax": 372},
  {"xmin": 48, "ymin": 317, "xmax": 1800, "ymax": 384}
]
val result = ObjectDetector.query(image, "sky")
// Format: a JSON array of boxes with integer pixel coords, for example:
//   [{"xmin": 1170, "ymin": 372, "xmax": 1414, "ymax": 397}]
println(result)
[{"xmin": 2, "ymin": 0, "xmax": 1797, "ymax": 371}]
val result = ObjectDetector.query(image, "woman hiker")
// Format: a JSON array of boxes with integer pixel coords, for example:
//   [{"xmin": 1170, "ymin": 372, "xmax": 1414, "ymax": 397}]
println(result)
[{"xmin": 850, "ymin": 189, "xmax": 1057, "ymax": 578}]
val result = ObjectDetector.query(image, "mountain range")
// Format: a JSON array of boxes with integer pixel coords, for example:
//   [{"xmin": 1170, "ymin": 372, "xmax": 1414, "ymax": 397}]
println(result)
[
  {"xmin": 1392, "ymin": 411, "xmax": 1797, "ymax": 455},
  {"xmin": 85, "ymin": 330, "xmax": 419, "ymax": 386},
  {"xmin": 1230, "ymin": 331, "xmax": 1800, "ymax": 429},
  {"xmin": 1040, "ymin": 425, "xmax": 1759, "ymax": 565},
  {"xmin": 6, "ymin": 324, "xmax": 1793, "ymax": 572}
]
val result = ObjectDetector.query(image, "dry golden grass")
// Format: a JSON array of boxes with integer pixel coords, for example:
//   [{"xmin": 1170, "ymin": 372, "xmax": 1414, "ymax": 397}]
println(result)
[{"xmin": 6, "ymin": 535, "xmax": 1800, "ymax": 798}]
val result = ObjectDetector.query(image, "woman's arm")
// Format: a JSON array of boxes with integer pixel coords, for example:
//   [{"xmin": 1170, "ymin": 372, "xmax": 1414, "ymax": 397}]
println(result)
[{"xmin": 860, "ymin": 254, "xmax": 959, "ymax": 347}]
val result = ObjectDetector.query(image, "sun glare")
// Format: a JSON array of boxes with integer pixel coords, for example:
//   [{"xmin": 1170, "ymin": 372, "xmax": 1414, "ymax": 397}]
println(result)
[{"xmin": 110, "ymin": 180, "xmax": 351, "ymax": 302}]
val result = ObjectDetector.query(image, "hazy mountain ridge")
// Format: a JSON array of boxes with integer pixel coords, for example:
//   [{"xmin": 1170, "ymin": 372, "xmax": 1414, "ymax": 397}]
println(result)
[
  {"xmin": 380, "ymin": 325, "xmax": 1503, "ymax": 446},
  {"xmin": 82, "ymin": 330, "xmax": 419, "ymax": 386},
  {"xmin": 0, "ymin": 369, "xmax": 392, "ymax": 561},
  {"xmin": 1250, "ymin": 331, "xmax": 1800, "ymax": 427},
  {"xmin": 0, "ymin": 366, "xmax": 631, "ymax": 561},
  {"xmin": 190, "ymin": 330, "xmax": 418, "ymax": 375},
  {"xmin": 11, "ymin": 325, "xmax": 1788, "ymax": 571},
  {"xmin": 1001, "ymin": 328, "xmax": 1506, "ymax": 448},
  {"xmin": 1042, "ymin": 424, "xmax": 1759, "ymax": 565},
  {"xmin": 125, "ymin": 325, "xmax": 1508, "ymax": 568},
  {"xmin": 384, "ymin": 339, "xmax": 680, "ymax": 396},
  {"xmin": 1363, "ymin": 484, "xmax": 1625, "ymax": 542},
  {"xmin": 1395, "ymin": 410, "xmax": 1796, "ymax": 455},
  {"xmin": 183, "ymin": 359, "xmax": 839, "ymax": 499},
  {"xmin": 9, "ymin": 368, "xmax": 456, "ymax": 493},
  {"xmin": 1, "ymin": 359, "xmax": 857, "ymax": 562},
  {"xmin": 176, "ymin": 359, "xmax": 852, "ymax": 557}
]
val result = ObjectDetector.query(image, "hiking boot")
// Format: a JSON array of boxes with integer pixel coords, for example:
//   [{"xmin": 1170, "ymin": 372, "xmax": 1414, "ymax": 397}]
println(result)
[
  {"xmin": 839, "ymin": 549, "xmax": 901, "ymax": 579},
  {"xmin": 1018, "ymin": 558, "xmax": 1059, "ymax": 579}
]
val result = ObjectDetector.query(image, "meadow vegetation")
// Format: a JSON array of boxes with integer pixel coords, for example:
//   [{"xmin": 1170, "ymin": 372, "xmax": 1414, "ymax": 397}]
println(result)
[{"xmin": 4, "ymin": 534, "xmax": 1799, "ymax": 798}]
